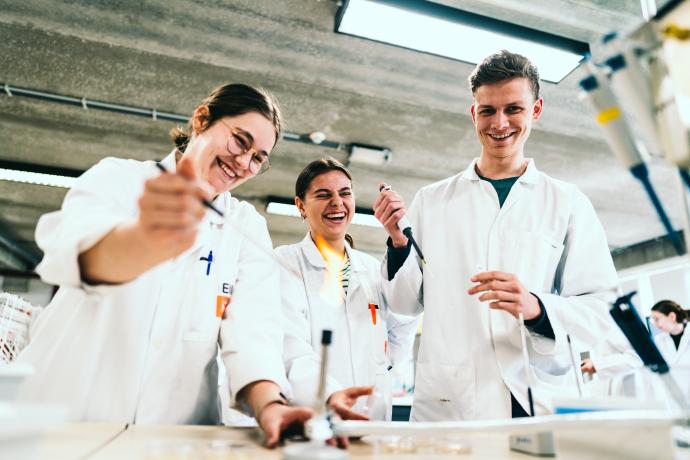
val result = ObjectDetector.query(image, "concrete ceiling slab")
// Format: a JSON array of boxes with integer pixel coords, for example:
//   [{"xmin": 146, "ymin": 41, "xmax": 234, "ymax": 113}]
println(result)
[{"xmin": 0, "ymin": 0, "xmax": 685, "ymax": 271}]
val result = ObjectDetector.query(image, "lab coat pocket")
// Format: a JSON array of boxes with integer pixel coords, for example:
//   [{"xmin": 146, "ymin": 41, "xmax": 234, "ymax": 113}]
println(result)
[
  {"xmin": 506, "ymin": 230, "xmax": 564, "ymax": 293},
  {"xmin": 411, "ymin": 362, "xmax": 475, "ymax": 421},
  {"xmin": 530, "ymin": 364, "xmax": 577, "ymax": 402}
]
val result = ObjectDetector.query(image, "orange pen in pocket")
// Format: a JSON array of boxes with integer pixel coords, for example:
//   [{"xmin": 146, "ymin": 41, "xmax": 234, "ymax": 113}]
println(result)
[
  {"xmin": 368, "ymin": 303, "xmax": 379, "ymax": 325},
  {"xmin": 216, "ymin": 295, "xmax": 231, "ymax": 318}
]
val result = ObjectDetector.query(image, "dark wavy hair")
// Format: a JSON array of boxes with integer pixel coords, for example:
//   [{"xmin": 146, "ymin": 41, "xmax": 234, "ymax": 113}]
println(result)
[{"xmin": 295, "ymin": 157, "xmax": 355, "ymax": 248}]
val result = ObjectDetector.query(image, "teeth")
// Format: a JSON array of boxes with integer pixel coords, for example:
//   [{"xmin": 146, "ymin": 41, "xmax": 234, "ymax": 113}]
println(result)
[
  {"xmin": 325, "ymin": 212, "xmax": 345, "ymax": 219},
  {"xmin": 490, "ymin": 132, "xmax": 513, "ymax": 140},
  {"xmin": 217, "ymin": 158, "xmax": 236, "ymax": 178}
]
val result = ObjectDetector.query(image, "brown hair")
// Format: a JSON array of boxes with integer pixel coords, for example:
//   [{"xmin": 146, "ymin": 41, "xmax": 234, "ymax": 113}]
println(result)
[
  {"xmin": 170, "ymin": 83, "xmax": 283, "ymax": 153},
  {"xmin": 468, "ymin": 50, "xmax": 540, "ymax": 100},
  {"xmin": 652, "ymin": 299, "xmax": 689, "ymax": 324},
  {"xmin": 295, "ymin": 157, "xmax": 355, "ymax": 249}
]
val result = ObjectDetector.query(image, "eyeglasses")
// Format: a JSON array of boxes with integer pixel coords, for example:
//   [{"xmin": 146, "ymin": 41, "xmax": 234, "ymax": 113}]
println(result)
[{"xmin": 219, "ymin": 120, "xmax": 271, "ymax": 175}]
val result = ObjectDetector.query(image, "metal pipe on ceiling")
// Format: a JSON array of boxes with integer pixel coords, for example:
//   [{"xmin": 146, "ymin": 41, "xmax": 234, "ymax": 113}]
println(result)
[{"xmin": 1, "ymin": 82, "xmax": 344, "ymax": 150}]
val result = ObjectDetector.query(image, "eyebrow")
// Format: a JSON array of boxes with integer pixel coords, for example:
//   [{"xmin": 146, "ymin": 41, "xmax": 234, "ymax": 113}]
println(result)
[
  {"xmin": 477, "ymin": 101, "xmax": 525, "ymax": 109},
  {"xmin": 312, "ymin": 186, "xmax": 352, "ymax": 194}
]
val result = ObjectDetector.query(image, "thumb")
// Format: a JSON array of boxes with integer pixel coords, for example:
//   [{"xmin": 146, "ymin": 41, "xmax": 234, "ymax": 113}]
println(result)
[
  {"xmin": 264, "ymin": 420, "xmax": 281, "ymax": 449},
  {"xmin": 346, "ymin": 385, "xmax": 374, "ymax": 397},
  {"xmin": 177, "ymin": 154, "xmax": 198, "ymax": 182}
]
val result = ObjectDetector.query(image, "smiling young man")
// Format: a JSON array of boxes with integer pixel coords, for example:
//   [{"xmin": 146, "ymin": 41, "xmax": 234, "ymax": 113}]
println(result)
[{"xmin": 374, "ymin": 50, "xmax": 620, "ymax": 420}]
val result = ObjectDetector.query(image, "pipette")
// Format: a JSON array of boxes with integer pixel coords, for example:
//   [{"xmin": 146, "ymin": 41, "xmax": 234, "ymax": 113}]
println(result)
[
  {"xmin": 518, "ymin": 312, "xmax": 535, "ymax": 416},
  {"xmin": 154, "ymin": 162, "xmax": 303, "ymax": 281},
  {"xmin": 378, "ymin": 184, "xmax": 427, "ymax": 267}
]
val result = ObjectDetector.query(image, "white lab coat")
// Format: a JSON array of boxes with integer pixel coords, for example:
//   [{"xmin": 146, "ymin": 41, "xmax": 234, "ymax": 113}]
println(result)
[
  {"xmin": 17, "ymin": 153, "xmax": 289, "ymax": 424},
  {"xmin": 384, "ymin": 158, "xmax": 620, "ymax": 421},
  {"xmin": 276, "ymin": 234, "xmax": 418, "ymax": 419},
  {"xmin": 654, "ymin": 327, "xmax": 690, "ymax": 404}
]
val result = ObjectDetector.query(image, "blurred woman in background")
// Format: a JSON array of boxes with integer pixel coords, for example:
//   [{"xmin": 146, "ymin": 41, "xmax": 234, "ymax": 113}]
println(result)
[{"xmin": 651, "ymin": 299, "xmax": 690, "ymax": 404}]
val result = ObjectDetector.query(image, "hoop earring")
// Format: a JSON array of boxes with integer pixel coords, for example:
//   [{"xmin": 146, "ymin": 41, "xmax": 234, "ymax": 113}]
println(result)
[{"xmin": 300, "ymin": 214, "xmax": 306, "ymax": 223}]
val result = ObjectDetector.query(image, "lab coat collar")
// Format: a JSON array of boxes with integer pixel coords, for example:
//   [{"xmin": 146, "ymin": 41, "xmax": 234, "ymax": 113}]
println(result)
[
  {"xmin": 159, "ymin": 151, "xmax": 228, "ymax": 226},
  {"xmin": 299, "ymin": 233, "xmax": 365, "ymax": 272},
  {"xmin": 460, "ymin": 157, "xmax": 539, "ymax": 185}
]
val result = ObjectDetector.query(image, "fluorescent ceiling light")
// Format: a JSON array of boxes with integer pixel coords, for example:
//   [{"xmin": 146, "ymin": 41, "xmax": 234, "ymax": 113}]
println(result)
[
  {"xmin": 349, "ymin": 144, "xmax": 392, "ymax": 166},
  {"xmin": 0, "ymin": 168, "xmax": 75, "ymax": 188},
  {"xmin": 266, "ymin": 200, "xmax": 382, "ymax": 228},
  {"xmin": 336, "ymin": 0, "xmax": 590, "ymax": 83}
]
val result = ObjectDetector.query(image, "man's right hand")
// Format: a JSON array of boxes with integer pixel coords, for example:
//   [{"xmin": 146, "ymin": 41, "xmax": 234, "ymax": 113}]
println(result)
[{"xmin": 373, "ymin": 183, "xmax": 409, "ymax": 248}]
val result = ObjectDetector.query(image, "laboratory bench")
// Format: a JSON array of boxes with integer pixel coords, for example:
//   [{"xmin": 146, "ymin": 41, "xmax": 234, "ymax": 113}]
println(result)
[{"xmin": 23, "ymin": 413, "xmax": 688, "ymax": 460}]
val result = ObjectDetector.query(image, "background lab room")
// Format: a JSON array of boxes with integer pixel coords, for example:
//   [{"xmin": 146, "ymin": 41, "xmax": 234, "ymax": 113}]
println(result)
[{"xmin": 1, "ymin": 0, "xmax": 690, "ymax": 459}]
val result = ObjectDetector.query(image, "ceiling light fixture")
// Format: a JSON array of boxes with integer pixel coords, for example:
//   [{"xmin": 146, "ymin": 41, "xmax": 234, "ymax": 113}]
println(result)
[
  {"xmin": 0, "ymin": 168, "xmax": 75, "ymax": 188},
  {"xmin": 347, "ymin": 143, "xmax": 392, "ymax": 166},
  {"xmin": 266, "ymin": 197, "xmax": 382, "ymax": 228},
  {"xmin": 336, "ymin": 0, "xmax": 590, "ymax": 83}
]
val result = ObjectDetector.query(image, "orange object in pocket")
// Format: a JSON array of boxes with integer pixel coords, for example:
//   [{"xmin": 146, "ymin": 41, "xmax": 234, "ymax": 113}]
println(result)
[
  {"xmin": 216, "ymin": 295, "xmax": 231, "ymax": 318},
  {"xmin": 369, "ymin": 303, "xmax": 377, "ymax": 326}
]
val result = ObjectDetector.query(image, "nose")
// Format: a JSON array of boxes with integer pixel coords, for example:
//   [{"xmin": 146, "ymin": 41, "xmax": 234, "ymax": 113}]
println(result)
[
  {"xmin": 490, "ymin": 111, "xmax": 510, "ymax": 130},
  {"xmin": 233, "ymin": 149, "xmax": 255, "ymax": 171},
  {"xmin": 330, "ymin": 195, "xmax": 343, "ymax": 206}
]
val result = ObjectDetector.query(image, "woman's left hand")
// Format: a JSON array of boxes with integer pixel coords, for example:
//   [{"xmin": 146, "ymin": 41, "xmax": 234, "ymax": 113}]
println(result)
[
  {"xmin": 327, "ymin": 386, "xmax": 373, "ymax": 421},
  {"xmin": 258, "ymin": 403, "xmax": 314, "ymax": 448}
]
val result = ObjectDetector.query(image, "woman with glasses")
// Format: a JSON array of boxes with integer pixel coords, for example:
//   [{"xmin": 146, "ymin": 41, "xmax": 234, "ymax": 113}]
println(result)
[
  {"xmin": 17, "ymin": 84, "xmax": 311, "ymax": 447},
  {"xmin": 276, "ymin": 158, "xmax": 419, "ymax": 421}
]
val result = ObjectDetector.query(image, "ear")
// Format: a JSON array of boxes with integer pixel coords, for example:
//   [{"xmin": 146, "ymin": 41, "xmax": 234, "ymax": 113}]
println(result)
[
  {"xmin": 191, "ymin": 104, "xmax": 211, "ymax": 134},
  {"xmin": 294, "ymin": 197, "xmax": 306, "ymax": 219},
  {"xmin": 470, "ymin": 104, "xmax": 477, "ymax": 125},
  {"xmin": 532, "ymin": 97, "xmax": 543, "ymax": 121},
  {"xmin": 669, "ymin": 312, "xmax": 677, "ymax": 323}
]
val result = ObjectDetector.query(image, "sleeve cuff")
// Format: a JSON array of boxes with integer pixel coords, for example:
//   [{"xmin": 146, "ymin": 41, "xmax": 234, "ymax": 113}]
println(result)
[
  {"xmin": 524, "ymin": 293, "xmax": 555, "ymax": 340},
  {"xmin": 386, "ymin": 237, "xmax": 412, "ymax": 280}
]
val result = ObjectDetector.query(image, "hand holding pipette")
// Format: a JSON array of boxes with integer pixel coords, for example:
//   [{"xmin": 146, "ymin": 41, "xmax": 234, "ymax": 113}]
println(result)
[
  {"xmin": 374, "ymin": 183, "xmax": 427, "ymax": 266},
  {"xmin": 155, "ymin": 162, "xmax": 304, "ymax": 281},
  {"xmin": 79, "ymin": 157, "xmax": 213, "ymax": 284}
]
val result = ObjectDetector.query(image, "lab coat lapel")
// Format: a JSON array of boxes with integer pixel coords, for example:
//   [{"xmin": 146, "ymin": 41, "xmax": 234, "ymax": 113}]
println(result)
[
  {"xmin": 671, "ymin": 325, "xmax": 690, "ymax": 362},
  {"xmin": 344, "ymin": 244, "xmax": 377, "ymax": 305},
  {"xmin": 673, "ymin": 329, "xmax": 689, "ymax": 365},
  {"xmin": 497, "ymin": 158, "xmax": 539, "ymax": 215},
  {"xmin": 299, "ymin": 233, "xmax": 327, "ymax": 270}
]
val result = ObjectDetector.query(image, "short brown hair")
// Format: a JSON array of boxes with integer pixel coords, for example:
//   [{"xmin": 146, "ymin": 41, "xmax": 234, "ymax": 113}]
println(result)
[
  {"xmin": 170, "ymin": 83, "xmax": 283, "ymax": 152},
  {"xmin": 468, "ymin": 50, "xmax": 540, "ymax": 100}
]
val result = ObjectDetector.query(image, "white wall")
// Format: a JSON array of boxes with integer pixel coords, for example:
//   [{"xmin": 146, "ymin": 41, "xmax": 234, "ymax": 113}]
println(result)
[{"xmin": 618, "ymin": 255, "xmax": 690, "ymax": 318}]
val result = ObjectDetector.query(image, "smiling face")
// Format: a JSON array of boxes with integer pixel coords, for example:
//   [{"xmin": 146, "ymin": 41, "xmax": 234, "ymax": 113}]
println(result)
[
  {"xmin": 471, "ymin": 77, "xmax": 543, "ymax": 163},
  {"xmin": 296, "ymin": 170, "xmax": 354, "ymax": 246},
  {"xmin": 182, "ymin": 111, "xmax": 276, "ymax": 195}
]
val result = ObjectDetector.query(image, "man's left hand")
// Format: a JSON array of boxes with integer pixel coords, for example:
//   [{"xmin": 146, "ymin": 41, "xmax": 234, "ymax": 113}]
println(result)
[{"xmin": 468, "ymin": 271, "xmax": 541, "ymax": 320}]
